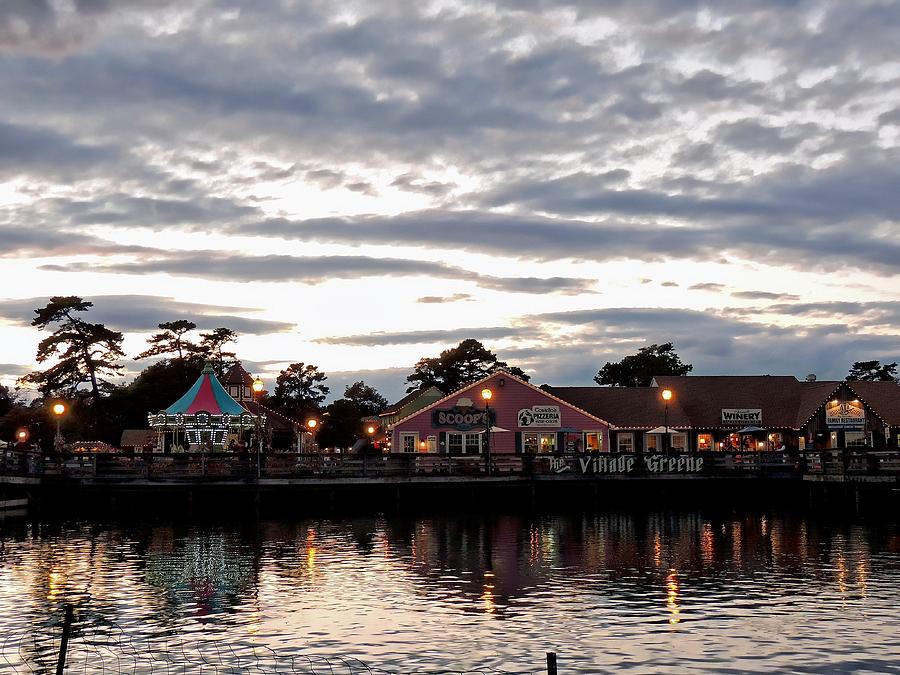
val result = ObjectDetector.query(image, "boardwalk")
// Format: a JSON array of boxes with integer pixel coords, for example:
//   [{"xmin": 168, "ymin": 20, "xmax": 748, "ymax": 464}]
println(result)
[{"xmin": 2, "ymin": 449, "xmax": 898, "ymax": 487}]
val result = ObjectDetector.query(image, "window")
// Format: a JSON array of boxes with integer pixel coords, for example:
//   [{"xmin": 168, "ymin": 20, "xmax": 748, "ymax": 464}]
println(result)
[
  {"xmin": 448, "ymin": 433, "xmax": 482, "ymax": 454},
  {"xmin": 400, "ymin": 432, "xmax": 418, "ymax": 453},
  {"xmin": 617, "ymin": 433, "xmax": 634, "ymax": 453},
  {"xmin": 645, "ymin": 434, "xmax": 659, "ymax": 451},
  {"xmin": 584, "ymin": 432, "xmax": 604, "ymax": 453},
  {"xmin": 522, "ymin": 433, "xmax": 557, "ymax": 454},
  {"xmin": 426, "ymin": 436, "xmax": 437, "ymax": 453},
  {"xmin": 845, "ymin": 431, "xmax": 867, "ymax": 447},
  {"xmin": 671, "ymin": 433, "xmax": 686, "ymax": 452},
  {"xmin": 697, "ymin": 434, "xmax": 713, "ymax": 451}
]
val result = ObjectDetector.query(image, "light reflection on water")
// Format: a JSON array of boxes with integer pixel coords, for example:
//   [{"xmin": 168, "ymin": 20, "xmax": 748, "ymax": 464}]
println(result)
[{"xmin": 0, "ymin": 508, "xmax": 898, "ymax": 673}]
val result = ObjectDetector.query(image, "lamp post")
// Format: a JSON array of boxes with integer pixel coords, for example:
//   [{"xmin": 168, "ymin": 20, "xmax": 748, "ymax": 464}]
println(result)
[
  {"xmin": 661, "ymin": 388, "xmax": 673, "ymax": 456},
  {"xmin": 252, "ymin": 377, "xmax": 264, "ymax": 478},
  {"xmin": 52, "ymin": 402, "xmax": 66, "ymax": 452},
  {"xmin": 306, "ymin": 418, "xmax": 318, "ymax": 452},
  {"xmin": 481, "ymin": 387, "xmax": 493, "ymax": 474}
]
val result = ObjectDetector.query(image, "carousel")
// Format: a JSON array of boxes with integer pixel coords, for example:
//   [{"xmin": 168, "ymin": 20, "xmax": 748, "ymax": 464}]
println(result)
[{"xmin": 149, "ymin": 363, "xmax": 265, "ymax": 452}]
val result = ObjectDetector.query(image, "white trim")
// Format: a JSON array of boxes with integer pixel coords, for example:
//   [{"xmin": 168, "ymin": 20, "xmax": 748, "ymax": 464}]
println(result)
[{"xmin": 392, "ymin": 369, "xmax": 612, "ymax": 428}]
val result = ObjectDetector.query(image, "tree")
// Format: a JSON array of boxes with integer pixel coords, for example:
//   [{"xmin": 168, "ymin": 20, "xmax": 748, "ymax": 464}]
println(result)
[
  {"xmin": 344, "ymin": 381, "xmax": 388, "ymax": 416},
  {"xmin": 405, "ymin": 339, "xmax": 529, "ymax": 393},
  {"xmin": 268, "ymin": 363, "xmax": 329, "ymax": 420},
  {"xmin": 847, "ymin": 360, "xmax": 898, "ymax": 382},
  {"xmin": 193, "ymin": 327, "xmax": 237, "ymax": 375},
  {"xmin": 19, "ymin": 296, "xmax": 125, "ymax": 404},
  {"xmin": 136, "ymin": 320, "xmax": 197, "ymax": 361},
  {"xmin": 594, "ymin": 342, "xmax": 692, "ymax": 387}
]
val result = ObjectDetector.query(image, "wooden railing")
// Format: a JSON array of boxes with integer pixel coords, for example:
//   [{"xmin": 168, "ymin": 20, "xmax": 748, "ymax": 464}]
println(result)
[{"xmin": 3, "ymin": 448, "xmax": 898, "ymax": 482}]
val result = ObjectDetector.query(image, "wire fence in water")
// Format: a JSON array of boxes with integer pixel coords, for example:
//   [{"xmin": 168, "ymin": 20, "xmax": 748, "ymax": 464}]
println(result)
[{"xmin": 0, "ymin": 605, "xmax": 528, "ymax": 675}]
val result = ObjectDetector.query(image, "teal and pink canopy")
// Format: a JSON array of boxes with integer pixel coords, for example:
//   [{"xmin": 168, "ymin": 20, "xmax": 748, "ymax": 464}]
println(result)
[{"xmin": 165, "ymin": 363, "xmax": 246, "ymax": 415}]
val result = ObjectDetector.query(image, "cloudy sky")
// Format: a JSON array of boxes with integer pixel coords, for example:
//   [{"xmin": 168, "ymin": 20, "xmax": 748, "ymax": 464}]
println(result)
[{"xmin": 1, "ymin": 0, "xmax": 899, "ymax": 402}]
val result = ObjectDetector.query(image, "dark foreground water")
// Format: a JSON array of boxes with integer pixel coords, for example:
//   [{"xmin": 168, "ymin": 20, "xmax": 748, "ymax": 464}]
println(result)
[{"xmin": 1, "ymin": 504, "xmax": 899, "ymax": 674}]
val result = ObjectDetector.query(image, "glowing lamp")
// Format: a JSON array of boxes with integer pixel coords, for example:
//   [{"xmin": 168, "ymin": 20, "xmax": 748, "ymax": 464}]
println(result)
[
  {"xmin": 661, "ymin": 389, "xmax": 673, "ymax": 402},
  {"xmin": 252, "ymin": 378, "xmax": 264, "ymax": 394},
  {"xmin": 306, "ymin": 419, "xmax": 318, "ymax": 430},
  {"xmin": 52, "ymin": 402, "xmax": 66, "ymax": 416},
  {"xmin": 481, "ymin": 388, "xmax": 492, "ymax": 401},
  {"xmin": 367, "ymin": 425, "xmax": 375, "ymax": 435}
]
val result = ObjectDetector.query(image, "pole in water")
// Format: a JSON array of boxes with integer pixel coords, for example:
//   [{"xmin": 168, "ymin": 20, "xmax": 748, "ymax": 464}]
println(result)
[
  {"xmin": 546, "ymin": 651, "xmax": 558, "ymax": 675},
  {"xmin": 56, "ymin": 604, "xmax": 74, "ymax": 675}
]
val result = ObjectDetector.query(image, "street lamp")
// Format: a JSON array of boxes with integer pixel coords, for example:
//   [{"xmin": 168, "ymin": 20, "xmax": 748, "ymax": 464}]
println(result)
[
  {"xmin": 661, "ymin": 388, "xmax": 673, "ymax": 456},
  {"xmin": 252, "ymin": 377, "xmax": 264, "ymax": 478},
  {"xmin": 52, "ymin": 402, "xmax": 66, "ymax": 452},
  {"xmin": 481, "ymin": 387, "xmax": 493, "ymax": 473},
  {"xmin": 306, "ymin": 418, "xmax": 318, "ymax": 452}
]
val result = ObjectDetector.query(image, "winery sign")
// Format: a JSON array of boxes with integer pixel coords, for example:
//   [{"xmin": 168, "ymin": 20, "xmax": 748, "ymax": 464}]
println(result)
[{"xmin": 721, "ymin": 409, "xmax": 762, "ymax": 424}]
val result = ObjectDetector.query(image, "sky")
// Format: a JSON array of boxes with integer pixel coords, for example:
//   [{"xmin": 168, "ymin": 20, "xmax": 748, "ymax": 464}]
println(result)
[{"xmin": 1, "ymin": 0, "xmax": 899, "ymax": 404}]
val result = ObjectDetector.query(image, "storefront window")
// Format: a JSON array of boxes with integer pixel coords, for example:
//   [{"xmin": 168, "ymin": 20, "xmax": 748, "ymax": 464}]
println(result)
[
  {"xmin": 426, "ymin": 435, "xmax": 437, "ymax": 453},
  {"xmin": 645, "ymin": 434, "xmax": 659, "ymax": 451},
  {"xmin": 671, "ymin": 434, "xmax": 686, "ymax": 452},
  {"xmin": 845, "ymin": 431, "xmax": 867, "ymax": 447},
  {"xmin": 401, "ymin": 433, "xmax": 418, "ymax": 453},
  {"xmin": 522, "ymin": 433, "xmax": 557, "ymax": 454},
  {"xmin": 617, "ymin": 433, "xmax": 634, "ymax": 453},
  {"xmin": 697, "ymin": 434, "xmax": 712, "ymax": 451},
  {"xmin": 584, "ymin": 432, "xmax": 604, "ymax": 453},
  {"xmin": 448, "ymin": 433, "xmax": 482, "ymax": 454}
]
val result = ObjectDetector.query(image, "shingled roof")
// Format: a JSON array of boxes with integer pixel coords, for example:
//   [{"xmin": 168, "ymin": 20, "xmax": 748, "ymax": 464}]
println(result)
[
  {"xmin": 550, "ymin": 376, "xmax": 900, "ymax": 430},
  {"xmin": 223, "ymin": 362, "xmax": 254, "ymax": 386}
]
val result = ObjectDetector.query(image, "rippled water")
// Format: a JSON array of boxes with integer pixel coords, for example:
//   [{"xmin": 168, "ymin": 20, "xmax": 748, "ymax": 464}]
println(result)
[{"xmin": 1, "ymin": 505, "xmax": 898, "ymax": 673}]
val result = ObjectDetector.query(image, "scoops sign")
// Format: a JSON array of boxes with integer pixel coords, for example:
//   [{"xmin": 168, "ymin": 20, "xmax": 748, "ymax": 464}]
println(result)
[{"xmin": 432, "ymin": 406, "xmax": 492, "ymax": 430}]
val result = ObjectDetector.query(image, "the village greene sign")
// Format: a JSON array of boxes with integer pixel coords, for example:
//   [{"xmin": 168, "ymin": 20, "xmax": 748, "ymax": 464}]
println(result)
[
  {"xmin": 721, "ymin": 408, "xmax": 762, "ymax": 424},
  {"xmin": 551, "ymin": 455, "xmax": 704, "ymax": 474}
]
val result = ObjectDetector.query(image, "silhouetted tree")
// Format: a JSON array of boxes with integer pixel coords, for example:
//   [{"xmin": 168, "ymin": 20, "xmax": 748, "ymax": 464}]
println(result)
[
  {"xmin": 405, "ymin": 339, "xmax": 529, "ymax": 393},
  {"xmin": 594, "ymin": 342, "xmax": 692, "ymax": 387},
  {"xmin": 136, "ymin": 320, "xmax": 198, "ymax": 361},
  {"xmin": 343, "ymin": 381, "xmax": 388, "ymax": 416},
  {"xmin": 19, "ymin": 296, "xmax": 124, "ymax": 405},
  {"xmin": 268, "ymin": 363, "xmax": 329, "ymax": 420},
  {"xmin": 847, "ymin": 360, "xmax": 898, "ymax": 382},
  {"xmin": 193, "ymin": 327, "xmax": 237, "ymax": 376}
]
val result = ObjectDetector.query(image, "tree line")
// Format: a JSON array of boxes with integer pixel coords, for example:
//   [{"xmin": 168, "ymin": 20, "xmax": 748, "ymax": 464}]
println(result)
[
  {"xmin": 2, "ymin": 297, "xmax": 897, "ymax": 450},
  {"xmin": 2, "ymin": 298, "xmax": 533, "ymax": 449}
]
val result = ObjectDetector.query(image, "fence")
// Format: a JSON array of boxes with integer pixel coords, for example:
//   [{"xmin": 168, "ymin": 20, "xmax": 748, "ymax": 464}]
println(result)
[
  {"xmin": 0, "ymin": 605, "xmax": 527, "ymax": 675},
  {"xmin": 3, "ymin": 448, "xmax": 899, "ymax": 482}
]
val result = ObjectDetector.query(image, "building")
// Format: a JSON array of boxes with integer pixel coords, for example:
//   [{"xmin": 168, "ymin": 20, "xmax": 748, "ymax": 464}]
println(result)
[
  {"xmin": 547, "ymin": 376, "xmax": 900, "ymax": 453},
  {"xmin": 224, "ymin": 362, "xmax": 303, "ymax": 450},
  {"xmin": 391, "ymin": 371, "xmax": 609, "ymax": 454}
]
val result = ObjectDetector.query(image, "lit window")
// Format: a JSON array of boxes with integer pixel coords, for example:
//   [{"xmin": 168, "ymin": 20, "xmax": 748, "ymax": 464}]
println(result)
[
  {"xmin": 617, "ymin": 433, "xmax": 634, "ymax": 453},
  {"xmin": 584, "ymin": 432, "xmax": 604, "ymax": 453},
  {"xmin": 697, "ymin": 434, "xmax": 712, "ymax": 451},
  {"xmin": 671, "ymin": 434, "xmax": 686, "ymax": 451},
  {"xmin": 645, "ymin": 434, "xmax": 659, "ymax": 451}
]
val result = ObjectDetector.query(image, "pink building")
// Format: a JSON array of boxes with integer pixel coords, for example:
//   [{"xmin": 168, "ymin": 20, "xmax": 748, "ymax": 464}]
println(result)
[{"xmin": 391, "ymin": 371, "xmax": 610, "ymax": 455}]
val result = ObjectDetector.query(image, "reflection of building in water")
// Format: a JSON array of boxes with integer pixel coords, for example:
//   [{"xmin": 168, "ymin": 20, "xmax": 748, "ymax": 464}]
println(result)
[
  {"xmin": 376, "ymin": 508, "xmax": 876, "ymax": 618},
  {"xmin": 142, "ymin": 528, "xmax": 260, "ymax": 618}
]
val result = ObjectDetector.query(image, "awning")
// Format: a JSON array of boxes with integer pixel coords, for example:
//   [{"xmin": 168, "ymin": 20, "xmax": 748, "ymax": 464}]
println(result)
[
  {"xmin": 737, "ymin": 425, "xmax": 767, "ymax": 434},
  {"xmin": 646, "ymin": 426, "xmax": 678, "ymax": 434}
]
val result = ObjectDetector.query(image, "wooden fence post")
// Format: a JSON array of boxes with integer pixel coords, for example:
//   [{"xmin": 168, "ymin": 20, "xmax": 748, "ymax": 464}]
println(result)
[
  {"xmin": 546, "ymin": 651, "xmax": 558, "ymax": 675},
  {"xmin": 56, "ymin": 604, "xmax": 74, "ymax": 675}
]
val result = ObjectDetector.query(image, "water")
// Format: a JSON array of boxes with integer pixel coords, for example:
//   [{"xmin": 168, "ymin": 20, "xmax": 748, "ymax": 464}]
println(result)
[{"xmin": 1, "ymin": 506, "xmax": 898, "ymax": 673}]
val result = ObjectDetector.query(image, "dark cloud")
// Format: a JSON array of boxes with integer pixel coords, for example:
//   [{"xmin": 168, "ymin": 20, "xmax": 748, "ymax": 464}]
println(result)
[
  {"xmin": 689, "ymin": 283, "xmax": 726, "ymax": 292},
  {"xmin": 417, "ymin": 294, "xmax": 474, "ymax": 304},
  {"xmin": 38, "ymin": 251, "xmax": 597, "ymax": 295},
  {"xmin": 0, "ymin": 121, "xmax": 119, "ymax": 179},
  {"xmin": 315, "ymin": 326, "xmax": 538, "ymax": 347},
  {"xmin": 0, "ymin": 295, "xmax": 294, "ymax": 334},
  {"xmin": 730, "ymin": 291, "xmax": 800, "ymax": 301}
]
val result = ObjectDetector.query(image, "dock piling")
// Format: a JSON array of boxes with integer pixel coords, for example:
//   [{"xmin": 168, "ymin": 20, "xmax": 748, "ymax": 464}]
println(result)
[{"xmin": 546, "ymin": 651, "xmax": 558, "ymax": 675}]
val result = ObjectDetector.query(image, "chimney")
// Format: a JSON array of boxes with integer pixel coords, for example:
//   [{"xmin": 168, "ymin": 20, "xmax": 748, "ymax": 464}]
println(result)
[{"xmin": 805, "ymin": 373, "xmax": 817, "ymax": 382}]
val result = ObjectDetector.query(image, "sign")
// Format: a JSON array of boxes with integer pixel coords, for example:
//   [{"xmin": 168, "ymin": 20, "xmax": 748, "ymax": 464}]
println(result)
[
  {"xmin": 721, "ymin": 408, "xmax": 762, "ymax": 424},
  {"xmin": 825, "ymin": 401, "xmax": 864, "ymax": 428},
  {"xmin": 549, "ymin": 455, "xmax": 704, "ymax": 474},
  {"xmin": 432, "ymin": 406, "xmax": 490, "ymax": 430},
  {"xmin": 517, "ymin": 406, "xmax": 561, "ymax": 428}
]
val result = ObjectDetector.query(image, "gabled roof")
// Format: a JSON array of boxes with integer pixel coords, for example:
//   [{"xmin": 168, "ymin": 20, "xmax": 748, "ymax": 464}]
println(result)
[
  {"xmin": 544, "ymin": 386, "xmax": 690, "ymax": 429},
  {"xmin": 241, "ymin": 399, "xmax": 301, "ymax": 430},
  {"xmin": 120, "ymin": 429, "xmax": 157, "ymax": 447},
  {"xmin": 165, "ymin": 363, "xmax": 246, "ymax": 415},
  {"xmin": 380, "ymin": 386, "xmax": 443, "ymax": 416},
  {"xmin": 394, "ymin": 370, "xmax": 611, "ymax": 428},
  {"xmin": 551, "ymin": 376, "xmax": 900, "ymax": 431},
  {"xmin": 223, "ymin": 362, "xmax": 254, "ymax": 386}
]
